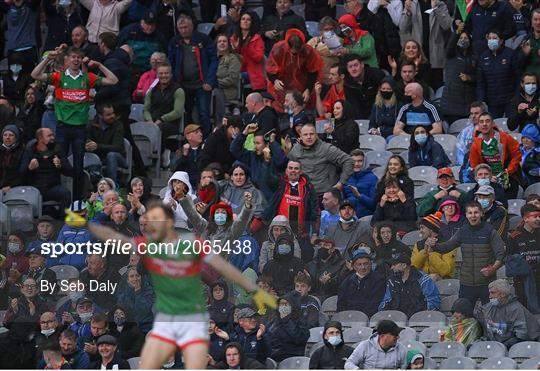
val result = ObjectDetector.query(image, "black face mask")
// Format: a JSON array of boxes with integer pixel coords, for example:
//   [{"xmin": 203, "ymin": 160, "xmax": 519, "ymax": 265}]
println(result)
[
  {"xmin": 381, "ymin": 91, "xmax": 393, "ymax": 100},
  {"xmin": 318, "ymin": 248, "xmax": 330, "ymax": 260},
  {"xmin": 402, "ymin": 95, "xmax": 412, "ymax": 104}
]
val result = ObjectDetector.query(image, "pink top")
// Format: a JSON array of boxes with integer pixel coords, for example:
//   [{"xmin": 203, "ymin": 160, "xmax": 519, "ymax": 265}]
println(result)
[{"xmin": 132, "ymin": 69, "xmax": 158, "ymax": 102}]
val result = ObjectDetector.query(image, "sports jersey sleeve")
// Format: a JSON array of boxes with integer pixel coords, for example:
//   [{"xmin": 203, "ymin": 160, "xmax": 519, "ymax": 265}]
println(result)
[
  {"xmin": 88, "ymin": 73, "xmax": 102, "ymax": 88},
  {"xmin": 47, "ymin": 71, "xmax": 60, "ymax": 87}
]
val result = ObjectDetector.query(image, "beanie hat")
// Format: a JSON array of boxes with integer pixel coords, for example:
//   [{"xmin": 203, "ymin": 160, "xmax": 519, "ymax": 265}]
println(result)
[
  {"xmin": 406, "ymin": 349, "xmax": 425, "ymax": 366},
  {"xmin": 522, "ymin": 124, "xmax": 540, "ymax": 144},
  {"xmin": 451, "ymin": 298, "xmax": 474, "ymax": 318},
  {"xmin": 420, "ymin": 211, "xmax": 443, "ymax": 234},
  {"xmin": 2, "ymin": 124, "xmax": 20, "ymax": 142}
]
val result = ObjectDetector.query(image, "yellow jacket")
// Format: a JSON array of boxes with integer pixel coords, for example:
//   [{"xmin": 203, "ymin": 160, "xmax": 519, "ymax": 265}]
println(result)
[{"xmin": 411, "ymin": 241, "xmax": 456, "ymax": 278}]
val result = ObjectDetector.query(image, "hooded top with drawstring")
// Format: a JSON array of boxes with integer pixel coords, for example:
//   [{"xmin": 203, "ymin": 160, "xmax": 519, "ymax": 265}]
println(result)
[
  {"xmin": 310, "ymin": 320, "xmax": 354, "ymax": 369},
  {"xmin": 163, "ymin": 171, "xmax": 196, "ymax": 229},
  {"xmin": 262, "ymin": 234, "xmax": 305, "ymax": 295},
  {"xmin": 0, "ymin": 124, "xmax": 24, "ymax": 188},
  {"xmin": 344, "ymin": 332, "xmax": 408, "ymax": 369},
  {"xmin": 258, "ymin": 215, "xmax": 301, "ymax": 272}
]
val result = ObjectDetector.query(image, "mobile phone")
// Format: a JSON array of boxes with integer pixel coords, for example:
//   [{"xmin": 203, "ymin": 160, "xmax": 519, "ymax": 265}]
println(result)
[{"xmin": 220, "ymin": 4, "xmax": 227, "ymax": 17}]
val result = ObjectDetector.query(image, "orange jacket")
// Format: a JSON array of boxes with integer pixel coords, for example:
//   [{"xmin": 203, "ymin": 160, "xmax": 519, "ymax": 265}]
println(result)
[{"xmin": 469, "ymin": 126, "xmax": 522, "ymax": 175}]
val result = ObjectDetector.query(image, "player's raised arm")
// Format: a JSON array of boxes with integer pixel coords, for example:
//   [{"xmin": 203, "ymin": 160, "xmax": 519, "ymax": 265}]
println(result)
[{"xmin": 87, "ymin": 222, "xmax": 135, "ymax": 251}]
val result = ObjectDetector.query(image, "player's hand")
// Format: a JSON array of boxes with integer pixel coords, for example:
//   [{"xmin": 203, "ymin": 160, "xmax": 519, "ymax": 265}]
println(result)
[
  {"xmin": 252, "ymin": 289, "xmax": 277, "ymax": 314},
  {"xmin": 65, "ymin": 209, "xmax": 87, "ymax": 228}
]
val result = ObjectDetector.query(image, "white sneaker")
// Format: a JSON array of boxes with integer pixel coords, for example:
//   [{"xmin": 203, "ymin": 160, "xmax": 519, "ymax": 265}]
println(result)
[{"xmin": 161, "ymin": 149, "xmax": 171, "ymax": 168}]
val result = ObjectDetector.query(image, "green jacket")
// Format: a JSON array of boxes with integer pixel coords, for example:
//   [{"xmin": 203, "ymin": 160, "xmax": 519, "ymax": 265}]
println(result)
[
  {"xmin": 86, "ymin": 119, "xmax": 125, "ymax": 157},
  {"xmin": 523, "ymin": 34, "xmax": 540, "ymax": 80},
  {"xmin": 416, "ymin": 187, "xmax": 465, "ymax": 217},
  {"xmin": 345, "ymin": 33, "xmax": 378, "ymax": 68}
]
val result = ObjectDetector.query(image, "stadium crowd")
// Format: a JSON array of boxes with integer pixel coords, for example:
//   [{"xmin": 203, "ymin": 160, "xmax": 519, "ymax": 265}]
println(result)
[{"xmin": 1, "ymin": 0, "xmax": 540, "ymax": 369}]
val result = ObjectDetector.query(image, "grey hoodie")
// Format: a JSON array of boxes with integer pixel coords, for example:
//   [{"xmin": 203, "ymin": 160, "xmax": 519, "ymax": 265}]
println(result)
[
  {"xmin": 163, "ymin": 171, "xmax": 196, "ymax": 229},
  {"xmin": 258, "ymin": 215, "xmax": 301, "ymax": 272},
  {"xmin": 218, "ymin": 178, "xmax": 266, "ymax": 217},
  {"xmin": 345, "ymin": 334, "xmax": 408, "ymax": 370}
]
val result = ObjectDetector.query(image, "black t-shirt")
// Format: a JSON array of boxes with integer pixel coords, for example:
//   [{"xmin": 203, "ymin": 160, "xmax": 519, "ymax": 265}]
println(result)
[{"xmin": 396, "ymin": 100, "xmax": 441, "ymax": 134}]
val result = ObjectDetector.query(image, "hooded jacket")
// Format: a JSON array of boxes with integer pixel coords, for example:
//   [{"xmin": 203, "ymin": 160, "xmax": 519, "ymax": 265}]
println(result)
[
  {"xmin": 443, "ymin": 298, "xmax": 482, "ymax": 346},
  {"xmin": 344, "ymin": 158, "xmax": 378, "ymax": 218},
  {"xmin": 207, "ymin": 281, "xmax": 235, "ymax": 329},
  {"xmin": 344, "ymin": 333, "xmax": 408, "ymax": 369},
  {"xmin": 117, "ymin": 276, "xmax": 155, "ymax": 334},
  {"xmin": 218, "ymin": 169, "xmax": 266, "ymax": 218},
  {"xmin": 521, "ymin": 124, "xmax": 540, "ymax": 185},
  {"xmin": 232, "ymin": 32, "xmax": 266, "ymax": 90},
  {"xmin": 405, "ymin": 349, "xmax": 425, "ymax": 369},
  {"xmin": 437, "ymin": 197, "xmax": 465, "ymax": 243},
  {"xmin": 309, "ymin": 320, "xmax": 354, "ymax": 369},
  {"xmin": 210, "ymin": 342, "xmax": 266, "ymax": 369},
  {"xmin": 307, "ymin": 248, "xmax": 345, "ymax": 300},
  {"xmin": 338, "ymin": 14, "xmax": 378, "ymax": 68},
  {"xmin": 262, "ymin": 234, "xmax": 305, "ymax": 296},
  {"xmin": 163, "ymin": 171, "xmax": 196, "ymax": 229},
  {"xmin": 408, "ymin": 135, "xmax": 451, "ymax": 169},
  {"xmin": 107, "ymin": 305, "xmax": 145, "ymax": 359},
  {"xmin": 373, "ymin": 222, "xmax": 411, "ymax": 276},
  {"xmin": 258, "ymin": 215, "xmax": 301, "ymax": 273},
  {"xmin": 325, "ymin": 220, "xmax": 372, "ymax": 254},
  {"xmin": 337, "ymin": 268, "xmax": 386, "ymax": 316},
  {"xmin": 229, "ymin": 319, "xmax": 271, "ymax": 363},
  {"xmin": 0, "ymin": 125, "xmax": 24, "ymax": 188},
  {"xmin": 261, "ymin": 10, "xmax": 309, "ymax": 54}
]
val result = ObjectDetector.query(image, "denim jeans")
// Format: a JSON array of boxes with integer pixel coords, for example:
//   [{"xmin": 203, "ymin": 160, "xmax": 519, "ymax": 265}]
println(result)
[
  {"xmin": 56, "ymin": 123, "xmax": 86, "ymax": 200},
  {"xmin": 103, "ymin": 152, "xmax": 127, "ymax": 186},
  {"xmin": 185, "ymin": 87, "xmax": 211, "ymax": 137}
]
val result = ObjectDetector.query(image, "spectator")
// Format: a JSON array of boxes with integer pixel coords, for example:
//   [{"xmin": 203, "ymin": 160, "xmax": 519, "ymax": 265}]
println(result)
[
  {"xmin": 79, "ymin": 254, "xmax": 121, "ymax": 310},
  {"xmin": 30, "ymin": 46, "xmax": 118, "ymax": 201},
  {"xmin": 155, "ymin": 0, "xmax": 194, "ymax": 41},
  {"xmin": 262, "ymin": 233, "xmax": 305, "ymax": 296},
  {"xmin": 408, "ymin": 125, "xmax": 450, "ymax": 169},
  {"xmin": 35, "ymin": 311, "xmax": 61, "ymax": 362},
  {"xmin": 521, "ymin": 124, "xmax": 540, "ymax": 186},
  {"xmin": 266, "ymin": 29, "xmax": 323, "ymax": 113},
  {"xmin": 200, "ymin": 115, "xmax": 243, "ymax": 174},
  {"xmin": 405, "ymin": 350, "xmax": 425, "ymax": 369},
  {"xmin": 398, "ymin": 0, "xmax": 452, "ymax": 89},
  {"xmin": 441, "ymin": 27, "xmax": 477, "ymax": 124},
  {"xmin": 368, "ymin": 77, "xmax": 402, "ymax": 139},
  {"xmin": 319, "ymin": 188, "xmax": 341, "ymax": 238},
  {"xmin": 80, "ymin": 0, "xmax": 132, "ymax": 42},
  {"xmin": 308, "ymin": 18, "xmax": 342, "ymax": 85},
  {"xmin": 0, "ymin": 124, "xmax": 24, "ymax": 191},
  {"xmin": 230, "ymin": 122, "xmax": 287, "ymax": 201},
  {"xmin": 191, "ymin": 168, "xmax": 220, "ymax": 220},
  {"xmin": 526, "ymin": 194, "xmax": 540, "ymax": 208},
  {"xmin": 393, "ymin": 61, "xmax": 429, "ymax": 102},
  {"xmin": 442, "ymin": 298, "xmax": 482, "ymax": 346},
  {"xmin": 259, "ymin": 215, "xmax": 301, "ymax": 273},
  {"xmin": 23, "ymin": 245, "xmax": 57, "ymax": 296},
  {"xmin": 293, "ymin": 272, "xmax": 321, "ymax": 328},
  {"xmin": 464, "ymin": 0, "xmax": 516, "ymax": 54},
  {"xmin": 41, "ymin": 340, "xmax": 70, "ymax": 370},
  {"xmin": 86, "ymin": 104, "xmax": 126, "ymax": 186},
  {"xmin": 89, "ymin": 334, "xmax": 130, "ymax": 369},
  {"xmin": 367, "ymin": 0, "xmax": 402, "ymax": 27},
  {"xmin": 412, "ymin": 212, "xmax": 456, "ymax": 280},
  {"xmin": 379, "ymin": 253, "xmax": 441, "ymax": 315},
  {"xmin": 168, "ymin": 14, "xmax": 217, "ymax": 137},
  {"xmin": 455, "ymin": 101, "xmax": 488, "ymax": 167},
  {"xmin": 244, "ymin": 92, "xmax": 280, "ymax": 136},
  {"xmin": 337, "ymin": 248, "xmax": 386, "ymax": 316},
  {"xmin": 19, "ymin": 127, "xmax": 73, "ymax": 214},
  {"xmin": 308, "ymin": 237, "xmax": 344, "ymax": 300},
  {"xmin": 261, "ymin": 0, "xmax": 308, "ymax": 53},
  {"xmin": 288, "ymin": 123, "xmax": 354, "ymax": 197},
  {"xmin": 27, "ymin": 215, "xmax": 56, "ymax": 258},
  {"xmin": 3, "ymin": 277, "xmax": 48, "ymax": 328},
  {"xmin": 345, "ymin": 320, "xmax": 407, "ymax": 369},
  {"xmin": 434, "ymin": 201, "xmax": 506, "ymax": 305},
  {"xmin": 1, "ymin": 60, "xmax": 32, "ymax": 108},
  {"xmin": 125, "ymin": 177, "xmax": 159, "ymax": 221},
  {"xmin": 321, "ymin": 100, "xmax": 360, "ymax": 154},
  {"xmin": 394, "ymin": 82, "xmax": 443, "ymax": 135},
  {"xmin": 476, "ymin": 30, "xmax": 519, "ymax": 118},
  {"xmin": 283, "ymin": 90, "xmax": 314, "ymax": 141},
  {"xmin": 304, "ymin": 0, "xmax": 337, "ymax": 21},
  {"xmin": 209, "ymin": 342, "xmax": 265, "ymax": 369},
  {"xmin": 42, "ymin": 0, "xmax": 83, "ymax": 51},
  {"xmin": 343, "ymin": 53, "xmax": 385, "ymax": 119},
  {"xmin": 376, "ymin": 154, "xmax": 414, "ymax": 200},
  {"xmin": 229, "ymin": 307, "xmax": 270, "ymax": 364},
  {"xmin": 107, "ymin": 305, "xmax": 144, "ymax": 360},
  {"xmin": 508, "ymin": 73, "xmax": 539, "ymax": 132},
  {"xmin": 230, "ymin": 10, "xmax": 266, "ymax": 92},
  {"xmin": 132, "ymin": 52, "xmax": 166, "ymax": 102},
  {"xmin": 309, "ymin": 320, "xmax": 354, "ymax": 369},
  {"xmin": 372, "ymin": 222, "xmax": 411, "ymax": 276},
  {"xmin": 17, "ymin": 86, "xmax": 43, "ymax": 143},
  {"xmin": 60, "ymin": 329, "xmax": 91, "ymax": 369},
  {"xmin": 372, "ymin": 177, "xmax": 417, "ymax": 233},
  {"xmin": 91, "ymin": 190, "xmax": 124, "ymax": 223},
  {"xmin": 170, "ymin": 124, "xmax": 204, "ymax": 188},
  {"xmin": 3, "ymin": 230, "xmax": 28, "ymax": 281},
  {"xmin": 519, "ymin": 9, "xmax": 540, "ymax": 78},
  {"xmin": 315, "ymin": 64, "xmax": 346, "ymax": 118},
  {"xmin": 70, "ymin": 25, "xmax": 101, "ymax": 61},
  {"xmin": 338, "ymin": 14, "xmax": 378, "ymax": 68},
  {"xmin": 163, "ymin": 171, "xmax": 195, "ymax": 229},
  {"xmin": 507, "ymin": 204, "xmax": 540, "ymax": 311},
  {"xmin": 117, "ymin": 266, "xmax": 154, "ymax": 334},
  {"xmin": 417, "ymin": 167, "xmax": 465, "ymax": 217},
  {"xmin": 326, "ymin": 200, "xmax": 371, "ymax": 253},
  {"xmin": 78, "ymin": 312, "xmax": 110, "ymax": 363},
  {"xmin": 215, "ymin": 34, "xmax": 242, "ymax": 119},
  {"xmin": 464, "ymin": 163, "xmax": 508, "ymax": 208},
  {"xmin": 207, "ymin": 317, "xmax": 230, "ymax": 363},
  {"xmin": 86, "ymin": 178, "xmax": 116, "ymax": 220},
  {"xmin": 437, "ymin": 197, "xmax": 465, "ymax": 243},
  {"xmin": 266, "ymin": 291, "xmax": 310, "ymax": 362},
  {"xmin": 143, "ymin": 63, "xmax": 185, "ymax": 167},
  {"xmin": 476, "ymin": 279, "xmax": 540, "ymax": 347},
  {"xmin": 474, "ymin": 185, "xmax": 509, "ymax": 238},
  {"xmin": 389, "ymin": 40, "xmax": 431, "ymax": 87},
  {"xmin": 343, "ymin": 149, "xmax": 377, "ymax": 218},
  {"xmin": 207, "ymin": 281, "xmax": 236, "ymax": 329}
]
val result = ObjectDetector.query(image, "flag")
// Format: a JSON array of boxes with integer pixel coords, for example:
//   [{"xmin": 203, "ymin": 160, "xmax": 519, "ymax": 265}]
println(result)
[{"xmin": 456, "ymin": 0, "xmax": 474, "ymax": 21}]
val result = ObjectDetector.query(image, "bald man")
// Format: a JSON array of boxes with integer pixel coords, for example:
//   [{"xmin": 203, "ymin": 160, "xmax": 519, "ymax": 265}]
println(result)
[
  {"xmin": 393, "ymin": 82, "xmax": 443, "ymax": 135},
  {"xmin": 244, "ymin": 92, "xmax": 280, "ymax": 135}
]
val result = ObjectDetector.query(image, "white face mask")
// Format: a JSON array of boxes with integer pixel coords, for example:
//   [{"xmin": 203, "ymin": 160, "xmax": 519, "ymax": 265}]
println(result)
[
  {"xmin": 79, "ymin": 312, "xmax": 93, "ymax": 323},
  {"xmin": 41, "ymin": 328, "xmax": 55, "ymax": 337},
  {"xmin": 163, "ymin": 361, "xmax": 175, "ymax": 368},
  {"xmin": 278, "ymin": 304, "xmax": 292, "ymax": 318}
]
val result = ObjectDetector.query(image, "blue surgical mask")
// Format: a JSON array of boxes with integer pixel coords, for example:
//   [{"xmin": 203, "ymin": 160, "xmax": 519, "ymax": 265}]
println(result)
[
  {"xmin": 58, "ymin": 0, "xmax": 72, "ymax": 6},
  {"xmin": 478, "ymin": 198, "xmax": 491, "ymax": 209},
  {"xmin": 277, "ymin": 244, "xmax": 291, "ymax": 255},
  {"xmin": 328, "ymin": 335, "xmax": 342, "ymax": 346},
  {"xmin": 524, "ymin": 83, "xmax": 537, "ymax": 96},
  {"xmin": 487, "ymin": 39, "xmax": 499, "ymax": 51},
  {"xmin": 477, "ymin": 178, "xmax": 490, "ymax": 187},
  {"xmin": 489, "ymin": 298, "xmax": 500, "ymax": 306},
  {"xmin": 10, "ymin": 64, "xmax": 22, "ymax": 75},
  {"xmin": 214, "ymin": 213, "xmax": 227, "ymax": 226},
  {"xmin": 415, "ymin": 133, "xmax": 428, "ymax": 145},
  {"xmin": 8, "ymin": 242, "xmax": 21, "ymax": 254}
]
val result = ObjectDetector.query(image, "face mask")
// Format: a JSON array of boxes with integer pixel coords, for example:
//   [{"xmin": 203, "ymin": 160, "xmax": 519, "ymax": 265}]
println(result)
[
  {"xmin": 489, "ymin": 298, "xmax": 500, "ymax": 306},
  {"xmin": 287, "ymin": 107, "xmax": 293, "ymax": 116},
  {"xmin": 278, "ymin": 305, "xmax": 292, "ymax": 317},
  {"xmin": 392, "ymin": 270, "xmax": 404, "ymax": 279},
  {"xmin": 524, "ymin": 83, "xmax": 537, "ymax": 96},
  {"xmin": 477, "ymin": 178, "xmax": 490, "ymax": 187},
  {"xmin": 79, "ymin": 312, "xmax": 93, "ymax": 323},
  {"xmin": 339, "ymin": 216, "xmax": 355, "ymax": 224},
  {"xmin": 41, "ymin": 328, "xmax": 55, "ymax": 337},
  {"xmin": 478, "ymin": 198, "xmax": 490, "ymax": 209},
  {"xmin": 277, "ymin": 244, "xmax": 291, "ymax": 255},
  {"xmin": 457, "ymin": 39, "xmax": 470, "ymax": 49},
  {"xmin": 415, "ymin": 133, "xmax": 428, "ymax": 145},
  {"xmin": 214, "ymin": 213, "xmax": 227, "ymax": 226},
  {"xmin": 487, "ymin": 39, "xmax": 499, "ymax": 51},
  {"xmin": 381, "ymin": 91, "xmax": 393, "ymax": 100},
  {"xmin": 114, "ymin": 316, "xmax": 126, "ymax": 326},
  {"xmin": 163, "ymin": 361, "xmax": 175, "ymax": 368},
  {"xmin": 10, "ymin": 64, "xmax": 22, "ymax": 75},
  {"xmin": 58, "ymin": 0, "xmax": 72, "ymax": 6},
  {"xmin": 69, "ymin": 291, "xmax": 84, "ymax": 302},
  {"xmin": 8, "ymin": 242, "xmax": 21, "ymax": 254},
  {"xmin": 328, "ymin": 335, "xmax": 342, "ymax": 346},
  {"xmin": 402, "ymin": 95, "xmax": 412, "ymax": 104},
  {"xmin": 318, "ymin": 248, "xmax": 330, "ymax": 260}
]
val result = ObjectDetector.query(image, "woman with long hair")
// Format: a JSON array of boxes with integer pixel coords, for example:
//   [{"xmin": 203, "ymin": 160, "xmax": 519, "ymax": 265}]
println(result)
[
  {"xmin": 408, "ymin": 125, "xmax": 450, "ymax": 169},
  {"xmin": 216, "ymin": 34, "xmax": 242, "ymax": 120},
  {"xmin": 389, "ymin": 39, "xmax": 431, "ymax": 86},
  {"xmin": 368, "ymin": 77, "xmax": 402, "ymax": 139},
  {"xmin": 322, "ymin": 99, "xmax": 359, "ymax": 154},
  {"xmin": 375, "ymin": 155, "xmax": 414, "ymax": 200}
]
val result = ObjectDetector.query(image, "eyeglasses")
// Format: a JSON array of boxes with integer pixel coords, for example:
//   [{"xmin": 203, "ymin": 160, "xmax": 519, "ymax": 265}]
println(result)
[{"xmin": 23, "ymin": 284, "xmax": 37, "ymax": 289}]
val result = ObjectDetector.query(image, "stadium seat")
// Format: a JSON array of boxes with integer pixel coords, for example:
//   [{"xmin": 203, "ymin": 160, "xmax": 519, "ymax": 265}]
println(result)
[
  {"xmin": 429, "ymin": 342, "xmax": 467, "ymax": 364},
  {"xmin": 468, "ymin": 341, "xmax": 507, "ymax": 363},
  {"xmin": 359, "ymin": 134, "xmax": 387, "ymax": 152},
  {"xmin": 524, "ymin": 183, "xmax": 540, "ymax": 198},
  {"xmin": 365, "ymin": 150, "xmax": 393, "ymax": 169},
  {"xmin": 332, "ymin": 311, "xmax": 369, "ymax": 326},
  {"xmin": 278, "ymin": 356, "xmax": 310, "ymax": 369},
  {"xmin": 4, "ymin": 186, "xmax": 42, "ymax": 217},
  {"xmin": 451, "ymin": 166, "xmax": 460, "ymax": 179},
  {"xmin": 387, "ymin": 134, "xmax": 411, "ymax": 154},
  {"xmin": 321, "ymin": 296, "xmax": 338, "ymax": 316},
  {"xmin": 54, "ymin": 296, "xmax": 70, "ymax": 311},
  {"xmin": 306, "ymin": 21, "xmax": 319, "ymax": 37},
  {"xmin": 196, "ymin": 22, "xmax": 214, "ymax": 35},
  {"xmin": 49, "ymin": 265, "xmax": 80, "ymax": 283},
  {"xmin": 399, "ymin": 150, "xmax": 409, "ymax": 165},
  {"xmin": 265, "ymin": 358, "xmax": 278, "ymax": 369},
  {"xmin": 519, "ymin": 357, "xmax": 540, "ymax": 369},
  {"xmin": 251, "ymin": 6, "xmax": 263, "ymax": 19},
  {"xmin": 0, "ymin": 203, "xmax": 11, "ymax": 236},
  {"xmin": 401, "ymin": 230, "xmax": 422, "ymax": 247},
  {"xmin": 480, "ymin": 357, "xmax": 517, "ymax": 369},
  {"xmin": 343, "ymin": 326, "xmax": 373, "ymax": 343},
  {"xmin": 307, "ymin": 342, "xmax": 324, "ymax": 357},
  {"xmin": 425, "ymin": 357, "xmax": 439, "ymax": 369},
  {"xmin": 414, "ymin": 184, "xmax": 438, "ymax": 202},
  {"xmin": 418, "ymin": 326, "xmax": 447, "ymax": 348},
  {"xmin": 440, "ymin": 295, "xmax": 458, "ymax": 315},
  {"xmin": 449, "ymin": 118, "xmax": 470, "ymax": 136},
  {"xmin": 127, "ymin": 357, "xmax": 141, "ymax": 369},
  {"xmin": 509, "ymin": 215, "xmax": 522, "ymax": 231},
  {"xmin": 399, "ymin": 340, "xmax": 427, "ymax": 355},
  {"xmin": 409, "ymin": 311, "xmax": 447, "ymax": 332},
  {"xmin": 456, "ymin": 183, "xmax": 477, "ymax": 193},
  {"xmin": 508, "ymin": 199, "xmax": 526, "ymax": 216},
  {"xmin": 369, "ymin": 310, "xmax": 408, "ymax": 327},
  {"xmin": 494, "ymin": 118, "xmax": 509, "ymax": 132},
  {"xmin": 409, "ymin": 166, "xmax": 438, "ymax": 186},
  {"xmin": 433, "ymin": 134, "xmax": 457, "ymax": 153},
  {"xmin": 308, "ymin": 327, "xmax": 324, "ymax": 343},
  {"xmin": 359, "ymin": 215, "xmax": 372, "ymax": 224},
  {"xmin": 436, "ymin": 279, "xmax": 460, "ymax": 297},
  {"xmin": 129, "ymin": 103, "xmax": 145, "ymax": 122},
  {"xmin": 440, "ymin": 356, "xmax": 477, "ymax": 369},
  {"xmin": 510, "ymin": 133, "xmax": 522, "ymax": 143},
  {"xmin": 399, "ymin": 327, "xmax": 417, "ymax": 342},
  {"xmin": 355, "ymin": 119, "xmax": 370, "ymax": 135},
  {"xmin": 372, "ymin": 166, "xmax": 386, "ymax": 179},
  {"xmin": 509, "ymin": 342, "xmax": 540, "ymax": 363},
  {"xmin": 291, "ymin": 4, "xmax": 304, "ymax": 17},
  {"xmin": 121, "ymin": 138, "xmax": 133, "ymax": 182},
  {"xmin": 131, "ymin": 122, "xmax": 162, "ymax": 175}
]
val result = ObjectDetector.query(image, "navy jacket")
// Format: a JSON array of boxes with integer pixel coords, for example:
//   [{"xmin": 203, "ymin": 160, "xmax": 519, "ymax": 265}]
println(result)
[
  {"xmin": 476, "ymin": 46, "xmax": 518, "ymax": 105},
  {"xmin": 409, "ymin": 136, "xmax": 451, "ymax": 169},
  {"xmin": 229, "ymin": 327, "xmax": 271, "ymax": 363},
  {"xmin": 337, "ymin": 269, "xmax": 386, "ymax": 316},
  {"xmin": 118, "ymin": 22, "xmax": 167, "ymax": 70}
]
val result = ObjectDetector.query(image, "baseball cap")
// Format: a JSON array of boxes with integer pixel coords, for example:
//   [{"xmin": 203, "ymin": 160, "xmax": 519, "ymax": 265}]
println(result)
[
  {"xmin": 437, "ymin": 167, "xmax": 454, "ymax": 178},
  {"xmin": 475, "ymin": 185, "xmax": 495, "ymax": 196},
  {"xmin": 96, "ymin": 335, "xmax": 118, "ymax": 346},
  {"xmin": 184, "ymin": 124, "xmax": 201, "ymax": 136},
  {"xmin": 390, "ymin": 252, "xmax": 411, "ymax": 266},
  {"xmin": 339, "ymin": 200, "xmax": 355, "ymax": 210},
  {"xmin": 376, "ymin": 319, "xmax": 404, "ymax": 336},
  {"xmin": 351, "ymin": 248, "xmax": 371, "ymax": 262},
  {"xmin": 35, "ymin": 215, "xmax": 55, "ymax": 225},
  {"xmin": 237, "ymin": 307, "xmax": 259, "ymax": 319},
  {"xmin": 70, "ymin": 200, "xmax": 87, "ymax": 212},
  {"xmin": 142, "ymin": 11, "xmax": 157, "ymax": 24},
  {"xmin": 314, "ymin": 237, "xmax": 335, "ymax": 246},
  {"xmin": 76, "ymin": 297, "xmax": 93, "ymax": 306},
  {"xmin": 25, "ymin": 246, "xmax": 45, "ymax": 256},
  {"xmin": 260, "ymin": 91, "xmax": 275, "ymax": 101}
]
